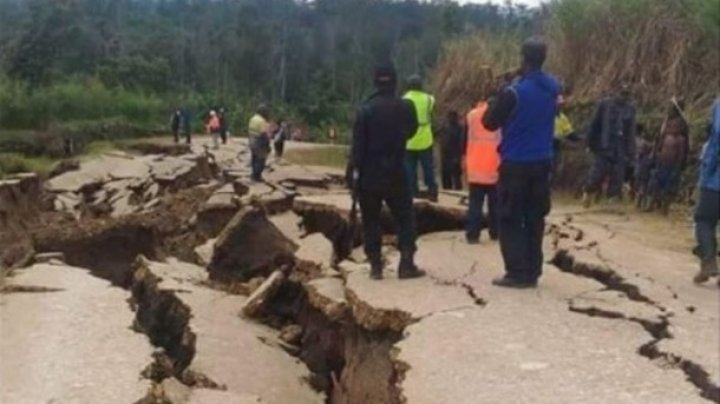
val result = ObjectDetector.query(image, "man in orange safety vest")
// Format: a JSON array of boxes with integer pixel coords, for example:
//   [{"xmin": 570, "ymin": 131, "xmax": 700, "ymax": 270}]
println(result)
[{"xmin": 465, "ymin": 100, "xmax": 502, "ymax": 244}]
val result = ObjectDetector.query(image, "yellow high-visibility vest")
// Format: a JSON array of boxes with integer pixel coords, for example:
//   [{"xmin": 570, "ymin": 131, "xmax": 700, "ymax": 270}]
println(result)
[
  {"xmin": 404, "ymin": 90, "xmax": 435, "ymax": 151},
  {"xmin": 554, "ymin": 112, "xmax": 573, "ymax": 139}
]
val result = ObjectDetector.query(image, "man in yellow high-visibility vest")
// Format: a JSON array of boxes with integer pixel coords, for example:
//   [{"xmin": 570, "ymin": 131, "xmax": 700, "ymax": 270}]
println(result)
[{"xmin": 403, "ymin": 75, "xmax": 439, "ymax": 202}]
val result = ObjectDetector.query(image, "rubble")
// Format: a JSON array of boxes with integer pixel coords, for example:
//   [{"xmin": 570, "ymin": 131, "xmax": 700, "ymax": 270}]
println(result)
[
  {"xmin": 242, "ymin": 270, "xmax": 286, "ymax": 318},
  {"xmin": 208, "ymin": 206, "xmax": 298, "ymax": 282}
]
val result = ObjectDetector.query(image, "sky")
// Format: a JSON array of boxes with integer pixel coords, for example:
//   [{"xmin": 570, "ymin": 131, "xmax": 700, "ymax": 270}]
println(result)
[{"xmin": 456, "ymin": 0, "xmax": 547, "ymax": 7}]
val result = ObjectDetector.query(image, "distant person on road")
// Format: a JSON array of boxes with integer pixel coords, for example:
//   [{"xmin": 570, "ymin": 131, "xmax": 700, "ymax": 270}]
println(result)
[
  {"xmin": 274, "ymin": 120, "xmax": 288, "ymax": 158},
  {"xmin": 218, "ymin": 108, "xmax": 229, "ymax": 145},
  {"xmin": 180, "ymin": 107, "xmax": 192, "ymax": 144},
  {"xmin": 248, "ymin": 104, "xmax": 272, "ymax": 182},
  {"xmin": 646, "ymin": 98, "xmax": 690, "ymax": 215},
  {"xmin": 693, "ymin": 98, "xmax": 720, "ymax": 285},
  {"xmin": 404, "ymin": 75, "xmax": 439, "ymax": 202},
  {"xmin": 582, "ymin": 83, "xmax": 637, "ymax": 207},
  {"xmin": 482, "ymin": 38, "xmax": 560, "ymax": 289},
  {"xmin": 170, "ymin": 109, "xmax": 182, "ymax": 143},
  {"xmin": 351, "ymin": 64, "xmax": 425, "ymax": 280},
  {"xmin": 465, "ymin": 99, "xmax": 501, "ymax": 244},
  {"xmin": 440, "ymin": 110, "xmax": 465, "ymax": 191},
  {"xmin": 206, "ymin": 110, "xmax": 221, "ymax": 149}
]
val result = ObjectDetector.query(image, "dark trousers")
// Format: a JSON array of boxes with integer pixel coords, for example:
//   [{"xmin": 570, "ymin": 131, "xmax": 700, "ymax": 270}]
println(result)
[
  {"xmin": 220, "ymin": 130, "xmax": 228, "ymax": 144},
  {"xmin": 274, "ymin": 140, "xmax": 285, "ymax": 158},
  {"xmin": 498, "ymin": 161, "xmax": 552, "ymax": 283},
  {"xmin": 695, "ymin": 189, "xmax": 719, "ymax": 267},
  {"xmin": 251, "ymin": 153, "xmax": 267, "ymax": 181},
  {"xmin": 405, "ymin": 148, "xmax": 438, "ymax": 196},
  {"xmin": 182, "ymin": 130, "xmax": 191, "ymax": 144},
  {"xmin": 359, "ymin": 186, "xmax": 417, "ymax": 263},
  {"xmin": 585, "ymin": 154, "xmax": 626, "ymax": 198},
  {"xmin": 173, "ymin": 129, "xmax": 180, "ymax": 143},
  {"xmin": 466, "ymin": 184, "xmax": 498, "ymax": 240},
  {"xmin": 442, "ymin": 158, "xmax": 463, "ymax": 190}
]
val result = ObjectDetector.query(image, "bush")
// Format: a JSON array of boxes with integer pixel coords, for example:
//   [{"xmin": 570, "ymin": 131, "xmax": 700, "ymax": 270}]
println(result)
[{"xmin": 0, "ymin": 153, "xmax": 54, "ymax": 177}]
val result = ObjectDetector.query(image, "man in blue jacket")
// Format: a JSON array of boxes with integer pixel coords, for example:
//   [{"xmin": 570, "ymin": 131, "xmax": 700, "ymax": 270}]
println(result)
[
  {"xmin": 693, "ymin": 98, "xmax": 720, "ymax": 284},
  {"xmin": 483, "ymin": 38, "xmax": 560, "ymax": 288}
]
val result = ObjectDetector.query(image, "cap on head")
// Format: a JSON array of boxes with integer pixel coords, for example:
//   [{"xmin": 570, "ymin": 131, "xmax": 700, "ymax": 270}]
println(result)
[
  {"xmin": 521, "ymin": 37, "xmax": 547, "ymax": 69},
  {"xmin": 406, "ymin": 74, "xmax": 423, "ymax": 90},
  {"xmin": 374, "ymin": 64, "xmax": 397, "ymax": 89}
]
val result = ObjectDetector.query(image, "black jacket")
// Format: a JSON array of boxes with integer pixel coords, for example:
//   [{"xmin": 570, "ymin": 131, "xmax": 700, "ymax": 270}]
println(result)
[
  {"xmin": 441, "ymin": 122, "xmax": 466, "ymax": 163},
  {"xmin": 587, "ymin": 97, "xmax": 636, "ymax": 160},
  {"xmin": 351, "ymin": 90, "xmax": 418, "ymax": 191}
]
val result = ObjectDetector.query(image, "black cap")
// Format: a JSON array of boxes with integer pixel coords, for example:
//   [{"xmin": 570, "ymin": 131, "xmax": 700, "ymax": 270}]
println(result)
[
  {"xmin": 522, "ymin": 37, "xmax": 547, "ymax": 69},
  {"xmin": 374, "ymin": 64, "xmax": 397, "ymax": 89}
]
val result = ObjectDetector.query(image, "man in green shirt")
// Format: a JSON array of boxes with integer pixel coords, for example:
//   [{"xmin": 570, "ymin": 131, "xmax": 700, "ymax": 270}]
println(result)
[
  {"xmin": 403, "ymin": 75, "xmax": 439, "ymax": 202},
  {"xmin": 248, "ymin": 104, "xmax": 272, "ymax": 182}
]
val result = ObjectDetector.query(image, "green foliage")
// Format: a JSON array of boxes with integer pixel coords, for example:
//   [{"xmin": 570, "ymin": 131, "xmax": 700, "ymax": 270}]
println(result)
[
  {"xmin": 0, "ymin": 76, "xmax": 165, "ymax": 130},
  {"xmin": 0, "ymin": 153, "xmax": 55, "ymax": 177}
]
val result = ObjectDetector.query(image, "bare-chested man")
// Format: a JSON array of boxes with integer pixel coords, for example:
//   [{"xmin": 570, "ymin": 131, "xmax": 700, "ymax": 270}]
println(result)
[{"xmin": 647, "ymin": 98, "xmax": 690, "ymax": 214}]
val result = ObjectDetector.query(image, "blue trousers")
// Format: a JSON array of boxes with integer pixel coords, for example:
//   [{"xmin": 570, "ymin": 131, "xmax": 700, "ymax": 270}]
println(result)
[
  {"xmin": 251, "ymin": 153, "xmax": 266, "ymax": 181},
  {"xmin": 466, "ymin": 184, "xmax": 498, "ymax": 240},
  {"xmin": 695, "ymin": 189, "xmax": 719, "ymax": 267},
  {"xmin": 405, "ymin": 148, "xmax": 438, "ymax": 196}
]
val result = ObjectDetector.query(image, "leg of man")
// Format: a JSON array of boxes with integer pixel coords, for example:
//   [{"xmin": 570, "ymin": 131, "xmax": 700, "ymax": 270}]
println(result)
[
  {"xmin": 441, "ymin": 157, "xmax": 452, "ymax": 190},
  {"xmin": 405, "ymin": 151, "xmax": 420, "ymax": 197},
  {"xmin": 466, "ymin": 184, "xmax": 485, "ymax": 242},
  {"xmin": 452, "ymin": 161, "xmax": 463, "ymax": 190},
  {"xmin": 173, "ymin": 130, "xmax": 179, "ymax": 143},
  {"xmin": 359, "ymin": 190, "xmax": 384, "ymax": 279},
  {"xmin": 486, "ymin": 184, "xmax": 499, "ymax": 240},
  {"xmin": 498, "ymin": 163, "xmax": 530, "ymax": 281},
  {"xmin": 384, "ymin": 186, "xmax": 417, "ymax": 258},
  {"xmin": 584, "ymin": 154, "xmax": 610, "ymax": 199},
  {"xmin": 607, "ymin": 158, "xmax": 626, "ymax": 200},
  {"xmin": 524, "ymin": 162, "xmax": 552, "ymax": 282},
  {"xmin": 419, "ymin": 148, "xmax": 438, "ymax": 197},
  {"xmin": 185, "ymin": 131, "xmax": 192, "ymax": 145},
  {"xmin": 694, "ymin": 189, "xmax": 720, "ymax": 283}
]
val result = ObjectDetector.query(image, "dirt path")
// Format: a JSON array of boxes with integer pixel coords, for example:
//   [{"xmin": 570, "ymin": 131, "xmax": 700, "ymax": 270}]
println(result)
[{"xmin": 0, "ymin": 136, "xmax": 717, "ymax": 403}]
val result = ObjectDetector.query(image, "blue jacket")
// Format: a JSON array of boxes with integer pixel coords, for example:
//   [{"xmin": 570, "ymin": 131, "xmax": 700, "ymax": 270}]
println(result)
[
  {"xmin": 699, "ymin": 98, "xmax": 720, "ymax": 191},
  {"xmin": 500, "ymin": 70, "xmax": 559, "ymax": 162}
]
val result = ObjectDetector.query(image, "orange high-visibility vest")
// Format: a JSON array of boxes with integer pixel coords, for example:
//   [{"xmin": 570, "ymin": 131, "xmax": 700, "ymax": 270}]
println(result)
[{"xmin": 466, "ymin": 102, "xmax": 501, "ymax": 185}]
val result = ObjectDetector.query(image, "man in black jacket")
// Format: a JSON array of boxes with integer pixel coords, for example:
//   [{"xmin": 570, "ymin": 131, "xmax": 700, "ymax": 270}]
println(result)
[
  {"xmin": 351, "ymin": 64, "xmax": 426, "ymax": 280},
  {"xmin": 583, "ymin": 84, "xmax": 637, "ymax": 206}
]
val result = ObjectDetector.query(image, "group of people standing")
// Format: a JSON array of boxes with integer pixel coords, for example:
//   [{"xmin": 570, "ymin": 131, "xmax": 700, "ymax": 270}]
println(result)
[
  {"xmin": 351, "ymin": 38, "xmax": 557, "ymax": 287},
  {"xmin": 351, "ymin": 37, "xmax": 720, "ymax": 286},
  {"xmin": 169, "ymin": 105, "xmax": 289, "ymax": 182}
]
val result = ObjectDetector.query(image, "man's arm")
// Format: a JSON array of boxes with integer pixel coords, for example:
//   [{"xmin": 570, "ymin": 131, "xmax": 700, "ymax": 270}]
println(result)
[
  {"xmin": 586, "ymin": 100, "xmax": 605, "ymax": 151},
  {"xmin": 482, "ymin": 88, "xmax": 517, "ymax": 131},
  {"xmin": 351, "ymin": 107, "xmax": 367, "ymax": 170},
  {"xmin": 403, "ymin": 99, "xmax": 419, "ymax": 141}
]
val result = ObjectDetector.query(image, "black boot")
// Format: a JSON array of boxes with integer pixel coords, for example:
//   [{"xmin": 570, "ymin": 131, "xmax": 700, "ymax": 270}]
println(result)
[
  {"xmin": 398, "ymin": 252, "xmax": 426, "ymax": 280},
  {"xmin": 370, "ymin": 259, "xmax": 384, "ymax": 280}
]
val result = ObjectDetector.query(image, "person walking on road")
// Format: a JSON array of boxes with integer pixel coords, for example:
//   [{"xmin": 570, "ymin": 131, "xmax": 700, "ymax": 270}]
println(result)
[
  {"xmin": 440, "ymin": 110, "xmax": 466, "ymax": 191},
  {"xmin": 351, "ymin": 64, "xmax": 425, "ymax": 281},
  {"xmin": 274, "ymin": 120, "xmax": 288, "ymax": 159},
  {"xmin": 218, "ymin": 108, "xmax": 229, "ymax": 145},
  {"xmin": 248, "ymin": 104, "xmax": 273, "ymax": 182},
  {"xmin": 693, "ymin": 98, "xmax": 720, "ymax": 285},
  {"xmin": 403, "ymin": 75, "xmax": 439, "ymax": 202},
  {"xmin": 180, "ymin": 107, "xmax": 192, "ymax": 144},
  {"xmin": 465, "ymin": 100, "xmax": 501, "ymax": 244},
  {"xmin": 582, "ymin": 84, "xmax": 637, "ymax": 207},
  {"xmin": 170, "ymin": 109, "xmax": 182, "ymax": 143},
  {"xmin": 483, "ymin": 38, "xmax": 560, "ymax": 289},
  {"xmin": 206, "ymin": 110, "xmax": 221, "ymax": 149}
]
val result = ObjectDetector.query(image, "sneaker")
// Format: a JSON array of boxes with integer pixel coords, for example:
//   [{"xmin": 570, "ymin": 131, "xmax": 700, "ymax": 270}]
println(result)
[
  {"xmin": 491, "ymin": 276, "xmax": 537, "ymax": 289},
  {"xmin": 370, "ymin": 261, "xmax": 384, "ymax": 280},
  {"xmin": 398, "ymin": 254, "xmax": 426, "ymax": 280},
  {"xmin": 466, "ymin": 236, "xmax": 480, "ymax": 245}
]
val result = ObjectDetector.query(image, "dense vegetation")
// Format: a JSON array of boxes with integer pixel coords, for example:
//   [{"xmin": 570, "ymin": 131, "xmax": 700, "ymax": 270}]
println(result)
[{"xmin": 0, "ymin": 0, "xmax": 535, "ymax": 136}]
